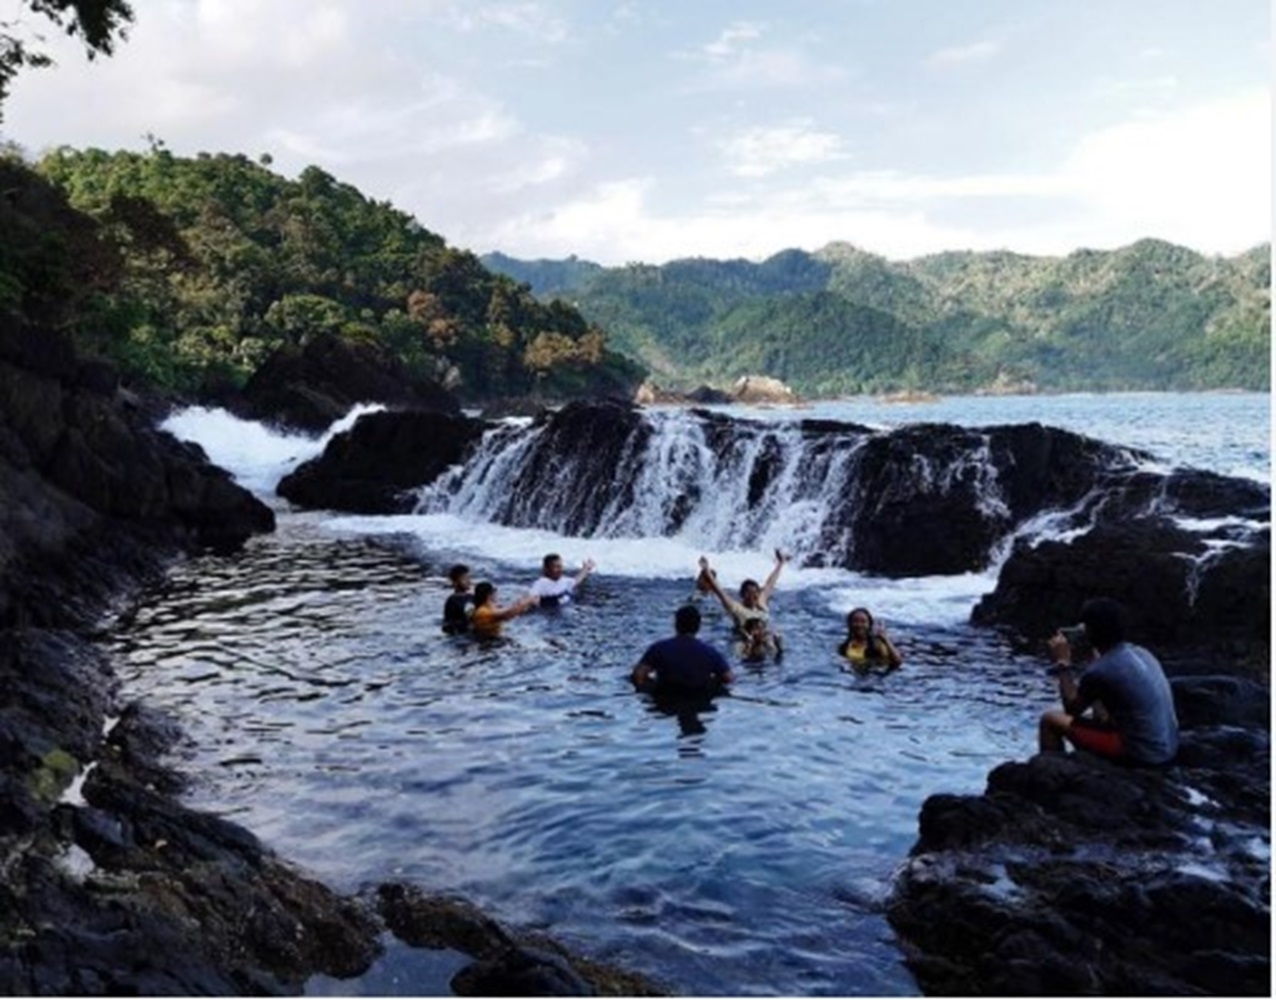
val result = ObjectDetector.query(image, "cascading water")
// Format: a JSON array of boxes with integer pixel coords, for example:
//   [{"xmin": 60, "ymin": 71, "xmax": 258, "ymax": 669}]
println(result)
[{"xmin": 414, "ymin": 408, "xmax": 1028, "ymax": 569}]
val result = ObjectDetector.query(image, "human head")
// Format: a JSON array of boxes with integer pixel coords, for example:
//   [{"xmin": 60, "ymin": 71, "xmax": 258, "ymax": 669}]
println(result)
[
  {"xmin": 448, "ymin": 563, "xmax": 471, "ymax": 590},
  {"xmin": 473, "ymin": 582, "xmax": 496, "ymax": 607},
  {"xmin": 542, "ymin": 553, "xmax": 564, "ymax": 580},
  {"xmin": 674, "ymin": 604, "xmax": 702, "ymax": 635},
  {"xmin": 1080, "ymin": 597, "xmax": 1126, "ymax": 652},
  {"xmin": 743, "ymin": 617, "xmax": 766, "ymax": 637},
  {"xmin": 847, "ymin": 607, "xmax": 874, "ymax": 634},
  {"xmin": 739, "ymin": 578, "xmax": 762, "ymax": 606}
]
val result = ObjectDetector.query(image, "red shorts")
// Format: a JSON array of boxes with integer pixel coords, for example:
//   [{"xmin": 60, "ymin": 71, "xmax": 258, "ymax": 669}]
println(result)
[{"xmin": 1067, "ymin": 718, "xmax": 1125, "ymax": 760}]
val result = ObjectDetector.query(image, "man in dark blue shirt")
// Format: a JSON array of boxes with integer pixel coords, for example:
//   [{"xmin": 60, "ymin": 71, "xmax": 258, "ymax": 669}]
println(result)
[{"xmin": 631, "ymin": 604, "xmax": 733, "ymax": 696}]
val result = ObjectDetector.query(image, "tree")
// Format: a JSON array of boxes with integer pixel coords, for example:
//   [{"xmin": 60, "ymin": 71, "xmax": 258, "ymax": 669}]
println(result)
[{"xmin": 1, "ymin": 1, "xmax": 134, "ymax": 116}]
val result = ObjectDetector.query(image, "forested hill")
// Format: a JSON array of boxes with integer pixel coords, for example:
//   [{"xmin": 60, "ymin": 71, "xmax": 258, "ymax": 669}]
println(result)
[
  {"xmin": 482, "ymin": 240, "xmax": 1271, "ymax": 395},
  {"xmin": 12, "ymin": 147, "xmax": 641, "ymax": 402}
]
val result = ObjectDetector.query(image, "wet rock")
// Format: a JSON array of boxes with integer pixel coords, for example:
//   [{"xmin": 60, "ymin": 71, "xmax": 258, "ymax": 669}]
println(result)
[
  {"xmin": 377, "ymin": 883, "xmax": 513, "ymax": 957},
  {"xmin": 0, "ymin": 324, "xmax": 274, "ymax": 628},
  {"xmin": 238, "ymin": 333, "xmax": 461, "ymax": 432},
  {"xmin": 972, "ymin": 517, "xmax": 1270, "ymax": 680},
  {"xmin": 376, "ymin": 882, "xmax": 667, "ymax": 996},
  {"xmin": 886, "ymin": 674, "xmax": 1271, "ymax": 996},
  {"xmin": 451, "ymin": 946, "xmax": 595, "ymax": 996},
  {"xmin": 277, "ymin": 408, "xmax": 488, "ymax": 513}
]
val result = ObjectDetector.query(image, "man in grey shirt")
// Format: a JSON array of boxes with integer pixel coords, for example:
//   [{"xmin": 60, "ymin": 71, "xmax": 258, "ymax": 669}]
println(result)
[{"xmin": 1039, "ymin": 597, "xmax": 1179, "ymax": 766}]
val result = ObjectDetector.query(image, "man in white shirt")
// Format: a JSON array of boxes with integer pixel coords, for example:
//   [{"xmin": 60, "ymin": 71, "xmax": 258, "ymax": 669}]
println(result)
[{"xmin": 528, "ymin": 552, "xmax": 596, "ymax": 608}]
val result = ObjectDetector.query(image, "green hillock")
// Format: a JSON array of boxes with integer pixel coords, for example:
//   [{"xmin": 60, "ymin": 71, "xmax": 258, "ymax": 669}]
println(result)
[
  {"xmin": 484, "ymin": 239, "xmax": 1271, "ymax": 395},
  {"xmin": 12, "ymin": 146, "xmax": 642, "ymax": 402}
]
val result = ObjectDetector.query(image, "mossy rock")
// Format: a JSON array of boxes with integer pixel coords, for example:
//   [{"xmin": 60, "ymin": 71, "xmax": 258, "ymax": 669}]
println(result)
[{"xmin": 27, "ymin": 748, "xmax": 81, "ymax": 803}]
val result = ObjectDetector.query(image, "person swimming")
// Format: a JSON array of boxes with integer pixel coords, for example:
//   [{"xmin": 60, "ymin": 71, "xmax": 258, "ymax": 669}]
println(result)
[
  {"xmin": 837, "ymin": 607, "xmax": 903, "ymax": 671},
  {"xmin": 697, "ymin": 550, "xmax": 788, "ymax": 635}
]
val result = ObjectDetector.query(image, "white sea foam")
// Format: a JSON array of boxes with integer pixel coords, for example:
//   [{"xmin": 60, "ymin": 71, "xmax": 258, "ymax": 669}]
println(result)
[{"xmin": 160, "ymin": 404, "xmax": 384, "ymax": 494}]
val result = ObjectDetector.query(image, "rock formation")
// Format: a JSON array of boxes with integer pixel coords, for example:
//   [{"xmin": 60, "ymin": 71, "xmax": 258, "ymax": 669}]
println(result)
[
  {"xmin": 886, "ymin": 676, "xmax": 1270, "ymax": 995},
  {"xmin": 237, "ymin": 332, "xmax": 461, "ymax": 432},
  {"xmin": 1, "ymin": 325, "xmax": 650, "ymax": 995}
]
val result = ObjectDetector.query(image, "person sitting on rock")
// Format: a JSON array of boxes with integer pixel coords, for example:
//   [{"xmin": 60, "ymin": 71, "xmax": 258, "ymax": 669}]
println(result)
[
  {"xmin": 1038, "ymin": 597, "xmax": 1179, "ymax": 766},
  {"xmin": 528, "ymin": 552, "xmax": 596, "ymax": 608},
  {"xmin": 470, "ymin": 582, "xmax": 538, "ymax": 640},
  {"xmin": 631, "ymin": 604, "xmax": 734, "ymax": 697},
  {"xmin": 697, "ymin": 550, "xmax": 788, "ymax": 637},
  {"xmin": 441, "ymin": 563, "xmax": 474, "ymax": 635},
  {"xmin": 837, "ymin": 607, "xmax": 903, "ymax": 671}
]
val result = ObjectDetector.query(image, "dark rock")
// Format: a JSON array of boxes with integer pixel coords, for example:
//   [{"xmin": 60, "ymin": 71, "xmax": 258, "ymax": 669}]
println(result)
[
  {"xmin": 239, "ymin": 333, "xmax": 461, "ymax": 432},
  {"xmin": 452, "ymin": 946, "xmax": 595, "ymax": 996},
  {"xmin": 278, "ymin": 408, "xmax": 488, "ymax": 513},
  {"xmin": 377, "ymin": 883, "xmax": 513, "ymax": 958},
  {"xmin": 972, "ymin": 517, "xmax": 1270, "ymax": 679},
  {"xmin": 886, "ymin": 674, "xmax": 1271, "ymax": 996}
]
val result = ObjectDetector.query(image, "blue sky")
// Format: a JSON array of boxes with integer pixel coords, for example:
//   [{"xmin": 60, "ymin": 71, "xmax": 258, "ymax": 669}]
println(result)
[{"xmin": 2, "ymin": 0, "xmax": 1270, "ymax": 265}]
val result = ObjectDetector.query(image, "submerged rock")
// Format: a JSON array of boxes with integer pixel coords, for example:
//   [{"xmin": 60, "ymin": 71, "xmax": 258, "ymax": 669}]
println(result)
[{"xmin": 886, "ymin": 676, "xmax": 1271, "ymax": 996}]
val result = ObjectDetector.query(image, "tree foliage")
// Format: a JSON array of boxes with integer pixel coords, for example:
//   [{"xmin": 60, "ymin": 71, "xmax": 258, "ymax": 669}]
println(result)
[
  {"xmin": 485, "ymin": 240, "xmax": 1271, "ymax": 394},
  {"xmin": 0, "ymin": 0, "xmax": 133, "ymax": 115},
  {"xmin": 27, "ymin": 146, "xmax": 642, "ymax": 399}
]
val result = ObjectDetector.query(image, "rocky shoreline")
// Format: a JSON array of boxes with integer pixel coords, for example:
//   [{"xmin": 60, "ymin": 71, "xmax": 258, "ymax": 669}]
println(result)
[{"xmin": 0, "ymin": 325, "xmax": 662, "ymax": 995}]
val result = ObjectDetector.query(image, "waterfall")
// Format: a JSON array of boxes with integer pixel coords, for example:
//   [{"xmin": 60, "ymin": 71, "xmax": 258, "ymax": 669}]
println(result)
[{"xmin": 412, "ymin": 408, "xmax": 1017, "ymax": 569}]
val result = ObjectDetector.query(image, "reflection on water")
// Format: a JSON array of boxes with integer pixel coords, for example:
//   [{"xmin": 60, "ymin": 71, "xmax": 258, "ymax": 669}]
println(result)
[{"xmin": 106, "ymin": 514, "xmax": 1057, "ymax": 997}]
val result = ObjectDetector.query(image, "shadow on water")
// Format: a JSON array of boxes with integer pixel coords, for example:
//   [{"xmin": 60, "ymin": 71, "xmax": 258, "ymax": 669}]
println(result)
[{"xmin": 105, "ymin": 512, "xmax": 1054, "ymax": 997}]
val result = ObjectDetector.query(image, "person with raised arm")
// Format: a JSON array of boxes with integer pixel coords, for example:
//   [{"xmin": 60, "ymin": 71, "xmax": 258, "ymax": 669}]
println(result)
[
  {"xmin": 469, "ymin": 581, "xmax": 538, "ymax": 640},
  {"xmin": 837, "ymin": 607, "xmax": 903, "ymax": 671},
  {"xmin": 529, "ymin": 552, "xmax": 596, "ymax": 608},
  {"xmin": 697, "ymin": 549, "xmax": 788, "ymax": 636}
]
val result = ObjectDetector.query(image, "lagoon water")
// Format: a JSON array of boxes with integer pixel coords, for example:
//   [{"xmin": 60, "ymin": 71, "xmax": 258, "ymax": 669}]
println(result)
[{"xmin": 114, "ymin": 392, "xmax": 1269, "ymax": 996}]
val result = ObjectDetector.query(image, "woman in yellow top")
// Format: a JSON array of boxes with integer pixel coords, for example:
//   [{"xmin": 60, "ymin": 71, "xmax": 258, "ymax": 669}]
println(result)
[
  {"xmin": 838, "ymin": 607, "xmax": 903, "ymax": 671},
  {"xmin": 469, "ymin": 582, "xmax": 537, "ymax": 639}
]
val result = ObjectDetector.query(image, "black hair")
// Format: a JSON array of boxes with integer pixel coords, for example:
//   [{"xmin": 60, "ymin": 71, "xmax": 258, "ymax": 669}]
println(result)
[
  {"xmin": 542, "ymin": 553, "xmax": 562, "ymax": 573},
  {"xmin": 473, "ymin": 581, "xmax": 496, "ymax": 606},
  {"xmin": 448, "ymin": 563, "xmax": 470, "ymax": 584},
  {"xmin": 739, "ymin": 578, "xmax": 760, "ymax": 598},
  {"xmin": 675, "ymin": 604, "xmax": 702, "ymax": 635},
  {"xmin": 843, "ymin": 607, "xmax": 885, "ymax": 660},
  {"xmin": 1081, "ymin": 597, "xmax": 1126, "ymax": 651}
]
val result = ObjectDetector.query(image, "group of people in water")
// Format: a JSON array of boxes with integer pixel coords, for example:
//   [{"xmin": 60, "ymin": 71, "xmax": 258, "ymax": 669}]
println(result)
[
  {"xmin": 441, "ymin": 548, "xmax": 903, "ymax": 677},
  {"xmin": 441, "ymin": 552, "xmax": 1180, "ymax": 769}
]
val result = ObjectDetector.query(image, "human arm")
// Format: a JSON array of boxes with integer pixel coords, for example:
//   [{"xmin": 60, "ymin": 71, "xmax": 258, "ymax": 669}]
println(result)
[
  {"xmin": 494, "ymin": 593, "xmax": 539, "ymax": 622},
  {"xmin": 873, "ymin": 622, "xmax": 904, "ymax": 669},
  {"xmin": 573, "ymin": 558, "xmax": 596, "ymax": 589},
  {"xmin": 759, "ymin": 548, "xmax": 789, "ymax": 605},
  {"xmin": 1047, "ymin": 632, "xmax": 1090, "ymax": 715},
  {"xmin": 697, "ymin": 556, "xmax": 734, "ymax": 613},
  {"xmin": 631, "ymin": 660, "xmax": 656, "ymax": 691}
]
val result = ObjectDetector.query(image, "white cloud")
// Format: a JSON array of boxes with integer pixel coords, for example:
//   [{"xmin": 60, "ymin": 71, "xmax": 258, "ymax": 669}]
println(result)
[
  {"xmin": 703, "ymin": 21, "xmax": 764, "ymax": 58},
  {"xmin": 446, "ymin": 2, "xmax": 570, "ymax": 43},
  {"xmin": 718, "ymin": 120, "xmax": 847, "ymax": 177},
  {"xmin": 926, "ymin": 39, "xmax": 1001, "ymax": 68},
  {"xmin": 483, "ymin": 89, "xmax": 1270, "ymax": 264}
]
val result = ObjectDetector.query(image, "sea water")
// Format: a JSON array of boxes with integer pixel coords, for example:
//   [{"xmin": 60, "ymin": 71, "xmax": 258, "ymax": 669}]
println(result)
[{"xmin": 110, "ymin": 392, "xmax": 1268, "ymax": 996}]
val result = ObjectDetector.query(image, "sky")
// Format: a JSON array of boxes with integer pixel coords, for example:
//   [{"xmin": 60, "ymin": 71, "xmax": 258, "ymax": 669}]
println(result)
[{"xmin": 1, "ymin": 0, "xmax": 1270, "ymax": 266}]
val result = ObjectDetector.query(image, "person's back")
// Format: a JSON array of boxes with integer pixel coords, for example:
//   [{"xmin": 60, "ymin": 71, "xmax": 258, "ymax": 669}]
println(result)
[
  {"xmin": 442, "ymin": 563, "xmax": 473, "ymax": 635},
  {"xmin": 632, "ymin": 605, "xmax": 733, "ymax": 697},
  {"xmin": 442, "ymin": 592, "xmax": 473, "ymax": 634},
  {"xmin": 1079, "ymin": 642, "xmax": 1178, "ymax": 765}
]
